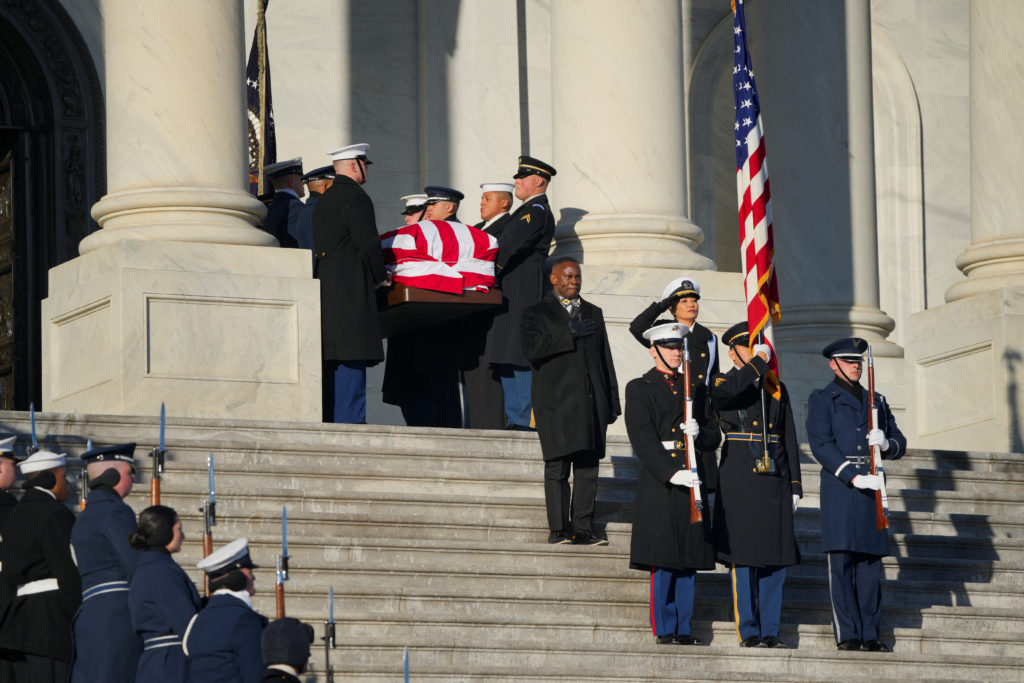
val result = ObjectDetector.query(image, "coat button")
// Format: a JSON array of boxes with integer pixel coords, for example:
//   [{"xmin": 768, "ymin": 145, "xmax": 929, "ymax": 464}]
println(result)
[
  {"xmin": 671, "ymin": 453, "xmax": 677, "ymax": 458},
  {"xmin": 701, "ymin": 352, "xmax": 707, "ymax": 357},
  {"xmin": 671, "ymin": 428, "xmax": 677, "ymax": 433},
  {"xmin": 752, "ymin": 420, "xmax": 759, "ymax": 426},
  {"xmin": 857, "ymin": 446, "xmax": 863, "ymax": 451},
  {"xmin": 698, "ymin": 374, "xmax": 704, "ymax": 379}
]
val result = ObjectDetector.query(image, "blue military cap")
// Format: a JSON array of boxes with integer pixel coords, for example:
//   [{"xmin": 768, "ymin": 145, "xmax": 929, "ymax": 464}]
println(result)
[
  {"xmin": 723, "ymin": 321, "xmax": 751, "ymax": 348},
  {"xmin": 263, "ymin": 157, "xmax": 303, "ymax": 180},
  {"xmin": 301, "ymin": 165, "xmax": 334, "ymax": 183},
  {"xmin": 424, "ymin": 185, "xmax": 464, "ymax": 203},
  {"xmin": 261, "ymin": 618, "xmax": 314, "ymax": 668},
  {"xmin": 82, "ymin": 442, "xmax": 136, "ymax": 468},
  {"xmin": 197, "ymin": 538, "xmax": 257, "ymax": 577},
  {"xmin": 822, "ymin": 337, "xmax": 868, "ymax": 360},
  {"xmin": 513, "ymin": 154, "xmax": 557, "ymax": 180}
]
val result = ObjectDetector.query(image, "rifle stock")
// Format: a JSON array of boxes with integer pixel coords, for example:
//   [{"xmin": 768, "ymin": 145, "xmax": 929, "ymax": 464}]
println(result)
[
  {"xmin": 682, "ymin": 338, "xmax": 703, "ymax": 524},
  {"xmin": 867, "ymin": 348, "xmax": 890, "ymax": 530}
]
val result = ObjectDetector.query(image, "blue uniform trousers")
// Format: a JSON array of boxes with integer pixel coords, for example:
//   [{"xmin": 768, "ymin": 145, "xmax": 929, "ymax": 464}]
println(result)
[
  {"xmin": 649, "ymin": 567, "xmax": 696, "ymax": 637},
  {"xmin": 71, "ymin": 590, "xmax": 141, "ymax": 683},
  {"xmin": 731, "ymin": 565, "xmax": 786, "ymax": 641},
  {"xmin": 827, "ymin": 551, "xmax": 882, "ymax": 643},
  {"xmin": 324, "ymin": 360, "xmax": 367, "ymax": 423},
  {"xmin": 497, "ymin": 364, "xmax": 532, "ymax": 428}
]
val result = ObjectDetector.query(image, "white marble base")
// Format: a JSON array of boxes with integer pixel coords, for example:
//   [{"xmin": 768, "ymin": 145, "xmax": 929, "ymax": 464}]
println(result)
[{"xmin": 41, "ymin": 240, "xmax": 322, "ymax": 422}]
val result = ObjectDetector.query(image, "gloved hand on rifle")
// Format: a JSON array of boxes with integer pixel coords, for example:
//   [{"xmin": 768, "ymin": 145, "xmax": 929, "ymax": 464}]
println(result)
[
  {"xmin": 669, "ymin": 469, "xmax": 700, "ymax": 488},
  {"xmin": 681, "ymin": 418, "xmax": 699, "ymax": 438},
  {"xmin": 852, "ymin": 474, "xmax": 884, "ymax": 491},
  {"xmin": 569, "ymin": 318, "xmax": 596, "ymax": 339},
  {"xmin": 867, "ymin": 428, "xmax": 889, "ymax": 452}
]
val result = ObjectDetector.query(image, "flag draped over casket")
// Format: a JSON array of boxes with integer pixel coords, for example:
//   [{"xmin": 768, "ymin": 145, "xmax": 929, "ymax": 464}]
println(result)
[{"xmin": 380, "ymin": 220, "xmax": 499, "ymax": 294}]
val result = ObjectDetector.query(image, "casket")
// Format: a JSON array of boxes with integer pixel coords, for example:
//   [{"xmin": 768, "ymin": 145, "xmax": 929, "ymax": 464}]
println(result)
[{"xmin": 377, "ymin": 283, "xmax": 501, "ymax": 338}]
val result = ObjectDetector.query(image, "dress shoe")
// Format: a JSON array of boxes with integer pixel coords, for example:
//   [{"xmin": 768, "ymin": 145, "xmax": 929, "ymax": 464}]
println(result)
[
  {"xmin": 760, "ymin": 636, "xmax": 788, "ymax": 649},
  {"xmin": 547, "ymin": 531, "xmax": 571, "ymax": 544},
  {"xmin": 739, "ymin": 636, "xmax": 762, "ymax": 648},
  {"xmin": 837, "ymin": 639, "xmax": 863, "ymax": 651},
  {"xmin": 864, "ymin": 640, "xmax": 891, "ymax": 652},
  {"xmin": 675, "ymin": 634, "xmax": 703, "ymax": 646},
  {"xmin": 655, "ymin": 635, "xmax": 679, "ymax": 645},
  {"xmin": 571, "ymin": 530, "xmax": 608, "ymax": 546}
]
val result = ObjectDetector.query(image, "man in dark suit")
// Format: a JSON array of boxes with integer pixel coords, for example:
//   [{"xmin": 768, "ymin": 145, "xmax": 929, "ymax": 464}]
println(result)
[
  {"xmin": 313, "ymin": 143, "xmax": 391, "ymax": 424},
  {"xmin": 0, "ymin": 450, "xmax": 81, "ymax": 682},
  {"xmin": 293, "ymin": 165, "xmax": 334, "ymax": 259},
  {"xmin": 261, "ymin": 158, "xmax": 304, "ymax": 248},
  {"xmin": 806, "ymin": 337, "xmax": 906, "ymax": 652},
  {"xmin": 0, "ymin": 437, "xmax": 19, "ymax": 680},
  {"xmin": 487, "ymin": 155, "xmax": 558, "ymax": 430},
  {"xmin": 70, "ymin": 443, "xmax": 143, "ymax": 683},
  {"xmin": 521, "ymin": 257, "xmax": 619, "ymax": 545}
]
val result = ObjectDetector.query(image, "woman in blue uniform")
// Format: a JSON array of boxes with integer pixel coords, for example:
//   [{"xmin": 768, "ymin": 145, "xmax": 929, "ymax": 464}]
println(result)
[{"xmin": 128, "ymin": 505, "xmax": 201, "ymax": 682}]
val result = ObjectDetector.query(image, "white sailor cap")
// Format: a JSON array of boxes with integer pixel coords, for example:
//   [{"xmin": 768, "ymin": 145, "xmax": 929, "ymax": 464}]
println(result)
[
  {"xmin": 197, "ymin": 538, "xmax": 257, "ymax": 576},
  {"xmin": 327, "ymin": 143, "xmax": 372, "ymax": 163},
  {"xmin": 0, "ymin": 436, "xmax": 16, "ymax": 453},
  {"xmin": 642, "ymin": 322, "xmax": 688, "ymax": 348},
  {"xmin": 263, "ymin": 157, "xmax": 303, "ymax": 180},
  {"xmin": 661, "ymin": 276, "xmax": 701, "ymax": 301},
  {"xmin": 401, "ymin": 193, "xmax": 428, "ymax": 209},
  {"xmin": 18, "ymin": 450, "xmax": 66, "ymax": 474},
  {"xmin": 480, "ymin": 182, "xmax": 514, "ymax": 194}
]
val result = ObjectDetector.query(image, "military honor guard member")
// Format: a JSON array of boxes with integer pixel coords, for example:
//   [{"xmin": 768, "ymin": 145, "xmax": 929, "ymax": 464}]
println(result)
[
  {"xmin": 129, "ymin": 505, "xmax": 201, "ymax": 683},
  {"xmin": 520, "ymin": 257, "xmax": 620, "ymax": 545},
  {"xmin": 294, "ymin": 164, "xmax": 335, "ymax": 257},
  {"xmin": 313, "ymin": 142, "xmax": 391, "ymax": 424},
  {"xmin": 487, "ymin": 155, "xmax": 558, "ymax": 430},
  {"xmin": 630, "ymin": 276, "xmax": 720, "ymax": 387},
  {"xmin": 806, "ymin": 338, "xmax": 907, "ymax": 652},
  {"xmin": 259, "ymin": 617, "xmax": 315, "ymax": 682},
  {"xmin": 185, "ymin": 538, "xmax": 267, "ymax": 682},
  {"xmin": 0, "ymin": 437, "xmax": 15, "ymax": 680},
  {"xmin": 0, "ymin": 450, "xmax": 81, "ymax": 682},
  {"xmin": 475, "ymin": 182, "xmax": 514, "ymax": 239},
  {"xmin": 400, "ymin": 193, "xmax": 428, "ymax": 225},
  {"xmin": 710, "ymin": 322, "xmax": 801, "ymax": 648},
  {"xmin": 261, "ymin": 157, "xmax": 305, "ymax": 248},
  {"xmin": 625, "ymin": 322, "xmax": 720, "ymax": 645}
]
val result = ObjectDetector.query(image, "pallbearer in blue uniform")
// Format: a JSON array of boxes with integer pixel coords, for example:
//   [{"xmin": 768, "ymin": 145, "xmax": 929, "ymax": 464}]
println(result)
[
  {"xmin": 129, "ymin": 505, "xmax": 201, "ymax": 683},
  {"xmin": 710, "ymin": 322, "xmax": 801, "ymax": 648},
  {"xmin": 806, "ymin": 338, "xmax": 906, "ymax": 652},
  {"xmin": 261, "ymin": 157, "xmax": 305, "ymax": 248},
  {"xmin": 625, "ymin": 323, "xmax": 720, "ymax": 645},
  {"xmin": 70, "ymin": 442, "xmax": 142, "ymax": 683},
  {"xmin": 185, "ymin": 538, "xmax": 267, "ymax": 683}
]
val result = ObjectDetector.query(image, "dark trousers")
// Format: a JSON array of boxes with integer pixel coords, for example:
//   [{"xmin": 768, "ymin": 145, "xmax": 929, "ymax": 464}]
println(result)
[
  {"xmin": 543, "ymin": 450, "xmax": 599, "ymax": 534},
  {"xmin": 323, "ymin": 360, "xmax": 367, "ymax": 423},
  {"xmin": 4, "ymin": 650, "xmax": 69, "ymax": 683},
  {"xmin": 461, "ymin": 364, "xmax": 506, "ymax": 429},
  {"xmin": 826, "ymin": 551, "xmax": 883, "ymax": 643},
  {"xmin": 649, "ymin": 567, "xmax": 696, "ymax": 637},
  {"xmin": 731, "ymin": 564, "xmax": 787, "ymax": 640},
  {"xmin": 399, "ymin": 369, "xmax": 462, "ymax": 428}
]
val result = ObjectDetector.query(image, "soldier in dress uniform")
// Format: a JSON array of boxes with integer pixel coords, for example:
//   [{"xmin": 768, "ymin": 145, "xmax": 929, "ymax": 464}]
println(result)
[
  {"xmin": 710, "ymin": 322, "xmax": 802, "ymax": 648},
  {"xmin": 259, "ymin": 617, "xmax": 315, "ymax": 682},
  {"xmin": 260, "ymin": 158, "xmax": 304, "ymax": 247},
  {"xmin": 806, "ymin": 337, "xmax": 906, "ymax": 652},
  {"xmin": 401, "ymin": 193, "xmax": 428, "ymax": 225},
  {"xmin": 0, "ymin": 437, "xmax": 15, "ymax": 680},
  {"xmin": 294, "ymin": 165, "xmax": 335, "ymax": 257},
  {"xmin": 486, "ymin": 155, "xmax": 558, "ymax": 430},
  {"xmin": 184, "ymin": 538, "xmax": 267, "ymax": 682},
  {"xmin": 625, "ymin": 323, "xmax": 720, "ymax": 645},
  {"xmin": 128, "ymin": 505, "xmax": 201, "ymax": 683},
  {"xmin": 475, "ymin": 182, "xmax": 514, "ymax": 239},
  {"xmin": 0, "ymin": 450, "xmax": 81, "ymax": 682}
]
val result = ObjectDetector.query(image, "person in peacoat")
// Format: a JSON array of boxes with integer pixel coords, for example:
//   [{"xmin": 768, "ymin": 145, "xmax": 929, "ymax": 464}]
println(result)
[
  {"xmin": 260, "ymin": 158, "xmax": 304, "ymax": 248},
  {"xmin": 312, "ymin": 143, "xmax": 389, "ymax": 424},
  {"xmin": 710, "ymin": 322, "xmax": 801, "ymax": 648},
  {"xmin": 520, "ymin": 257, "xmax": 619, "ymax": 545},
  {"xmin": 626, "ymin": 322, "xmax": 720, "ymax": 645},
  {"xmin": 806, "ymin": 337, "xmax": 906, "ymax": 652}
]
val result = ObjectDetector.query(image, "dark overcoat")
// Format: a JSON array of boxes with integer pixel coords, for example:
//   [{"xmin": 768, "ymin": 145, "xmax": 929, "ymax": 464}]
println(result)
[
  {"xmin": 130, "ymin": 550, "xmax": 202, "ymax": 683},
  {"xmin": 262, "ymin": 191, "xmax": 301, "ymax": 248},
  {"xmin": 626, "ymin": 368, "xmax": 720, "ymax": 572},
  {"xmin": 520, "ymin": 296, "xmax": 620, "ymax": 460},
  {"xmin": 629, "ymin": 302, "xmax": 720, "ymax": 386},
  {"xmin": 486, "ymin": 194, "xmax": 556, "ymax": 367},
  {"xmin": 0, "ymin": 489, "xmax": 13, "ymax": 680},
  {"xmin": 0, "ymin": 487, "xmax": 81, "ymax": 661},
  {"xmin": 185, "ymin": 593, "xmax": 267, "ymax": 683},
  {"xmin": 806, "ymin": 380, "xmax": 906, "ymax": 555},
  {"xmin": 313, "ymin": 175, "xmax": 388, "ymax": 363},
  {"xmin": 711, "ymin": 357, "xmax": 801, "ymax": 567}
]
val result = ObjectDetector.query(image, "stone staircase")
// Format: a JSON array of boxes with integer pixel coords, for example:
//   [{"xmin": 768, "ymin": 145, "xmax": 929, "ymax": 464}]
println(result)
[{"xmin": 2, "ymin": 410, "xmax": 1022, "ymax": 681}]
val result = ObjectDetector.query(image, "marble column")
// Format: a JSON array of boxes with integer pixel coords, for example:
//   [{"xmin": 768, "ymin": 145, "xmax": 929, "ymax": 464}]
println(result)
[
  {"xmin": 549, "ymin": 0, "xmax": 713, "ymax": 270},
  {"xmin": 945, "ymin": 0, "xmax": 1024, "ymax": 302}
]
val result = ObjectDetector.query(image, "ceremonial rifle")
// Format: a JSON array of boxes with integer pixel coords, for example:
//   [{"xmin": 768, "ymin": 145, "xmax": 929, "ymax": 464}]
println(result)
[
  {"xmin": 322, "ymin": 586, "xmax": 336, "ymax": 683},
  {"xmin": 275, "ymin": 505, "xmax": 289, "ymax": 618},
  {"xmin": 28, "ymin": 402, "xmax": 38, "ymax": 455},
  {"xmin": 867, "ymin": 347, "xmax": 890, "ymax": 530},
  {"xmin": 150, "ymin": 403, "xmax": 166, "ymax": 506},
  {"xmin": 681, "ymin": 338, "xmax": 703, "ymax": 524},
  {"xmin": 200, "ymin": 453, "xmax": 217, "ymax": 596}
]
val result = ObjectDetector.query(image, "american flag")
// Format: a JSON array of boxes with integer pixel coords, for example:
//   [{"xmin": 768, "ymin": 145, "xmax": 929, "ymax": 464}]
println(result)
[
  {"xmin": 733, "ymin": 0, "xmax": 781, "ymax": 397},
  {"xmin": 380, "ymin": 220, "xmax": 499, "ymax": 294},
  {"xmin": 246, "ymin": 0, "xmax": 275, "ymax": 197}
]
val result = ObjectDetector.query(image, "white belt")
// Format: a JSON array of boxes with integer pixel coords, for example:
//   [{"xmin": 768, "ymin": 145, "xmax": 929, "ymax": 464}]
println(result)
[
  {"xmin": 661, "ymin": 440, "xmax": 681, "ymax": 450},
  {"xmin": 17, "ymin": 578, "xmax": 59, "ymax": 596},
  {"xmin": 144, "ymin": 635, "xmax": 182, "ymax": 651}
]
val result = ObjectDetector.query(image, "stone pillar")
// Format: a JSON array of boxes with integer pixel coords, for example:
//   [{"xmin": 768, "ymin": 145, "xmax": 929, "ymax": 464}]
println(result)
[
  {"xmin": 40, "ymin": 0, "xmax": 322, "ymax": 422},
  {"xmin": 549, "ymin": 0, "xmax": 713, "ymax": 270}
]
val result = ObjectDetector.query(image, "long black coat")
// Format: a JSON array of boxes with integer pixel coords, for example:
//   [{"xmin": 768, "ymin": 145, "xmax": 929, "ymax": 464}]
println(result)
[
  {"xmin": 0, "ymin": 487, "xmax": 81, "ymax": 660},
  {"xmin": 711, "ymin": 357, "xmax": 801, "ymax": 567},
  {"xmin": 520, "ymin": 296, "xmax": 620, "ymax": 460},
  {"xmin": 262, "ymin": 190, "xmax": 301, "ymax": 248},
  {"xmin": 313, "ymin": 176, "xmax": 388, "ymax": 363},
  {"xmin": 486, "ymin": 195, "xmax": 556, "ymax": 367},
  {"xmin": 626, "ymin": 368, "xmax": 721, "ymax": 572},
  {"xmin": 629, "ymin": 302, "xmax": 720, "ymax": 386}
]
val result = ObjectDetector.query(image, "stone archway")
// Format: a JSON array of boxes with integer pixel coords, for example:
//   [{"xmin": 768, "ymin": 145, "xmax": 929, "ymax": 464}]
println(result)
[{"xmin": 0, "ymin": 0, "xmax": 104, "ymax": 409}]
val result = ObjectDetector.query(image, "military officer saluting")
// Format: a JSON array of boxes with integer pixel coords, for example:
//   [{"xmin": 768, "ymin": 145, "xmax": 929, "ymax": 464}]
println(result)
[
  {"xmin": 710, "ymin": 322, "xmax": 801, "ymax": 648},
  {"xmin": 806, "ymin": 337, "xmax": 906, "ymax": 652},
  {"xmin": 70, "ymin": 442, "xmax": 143, "ymax": 682},
  {"xmin": 185, "ymin": 538, "xmax": 267, "ymax": 682}
]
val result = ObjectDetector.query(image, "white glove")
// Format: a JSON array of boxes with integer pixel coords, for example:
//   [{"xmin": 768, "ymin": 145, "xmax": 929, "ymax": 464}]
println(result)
[
  {"xmin": 852, "ymin": 474, "xmax": 883, "ymax": 491},
  {"xmin": 752, "ymin": 343, "xmax": 772, "ymax": 362},
  {"xmin": 792, "ymin": 495, "xmax": 800, "ymax": 513},
  {"xmin": 681, "ymin": 418, "xmax": 699, "ymax": 438},
  {"xmin": 867, "ymin": 428, "xmax": 889, "ymax": 451},
  {"xmin": 669, "ymin": 470, "xmax": 700, "ymax": 488}
]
